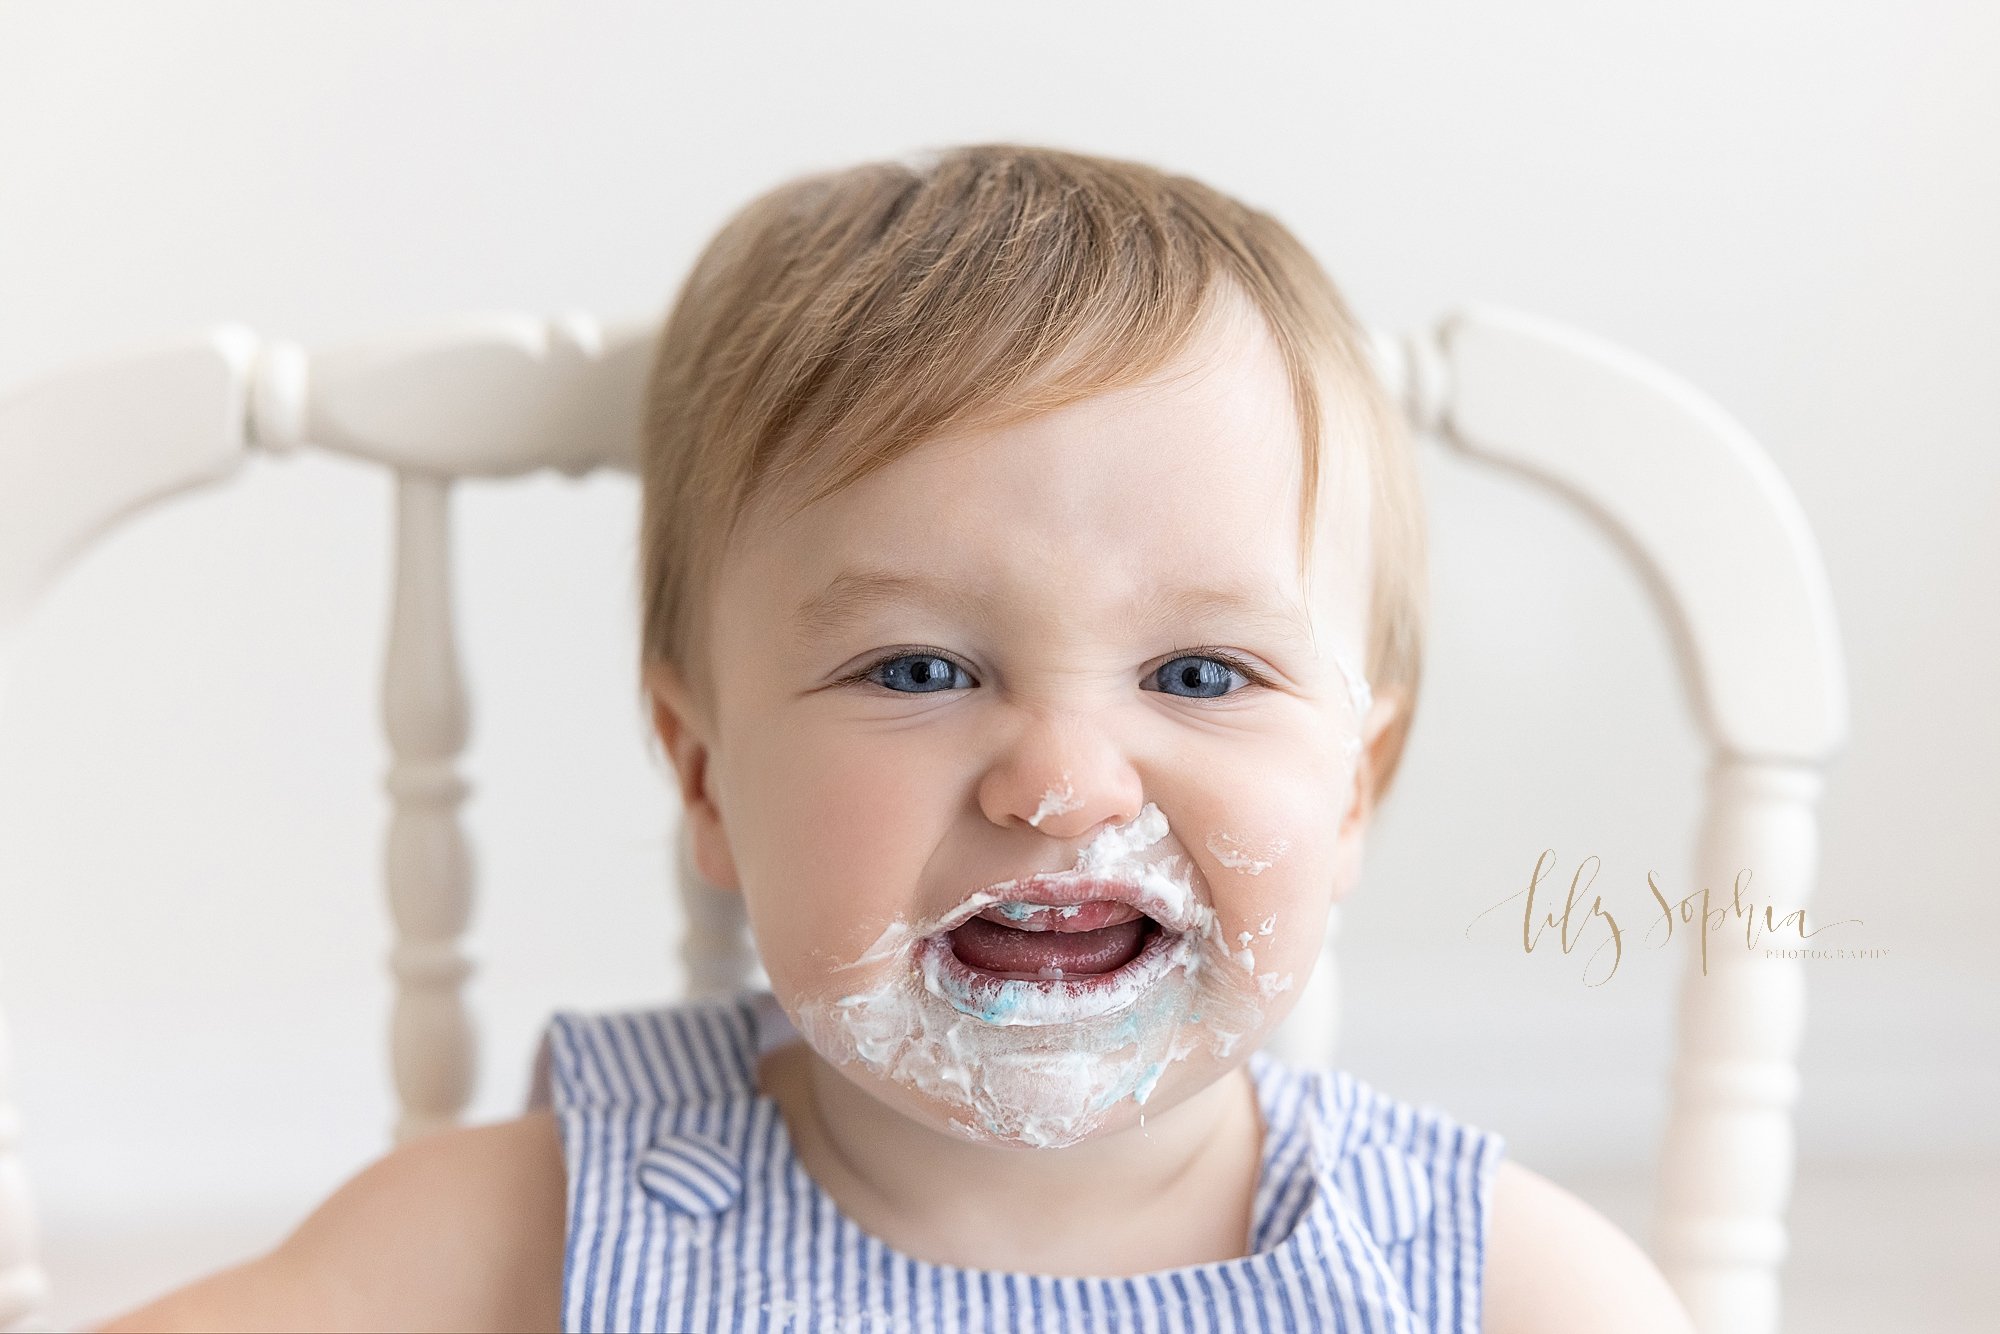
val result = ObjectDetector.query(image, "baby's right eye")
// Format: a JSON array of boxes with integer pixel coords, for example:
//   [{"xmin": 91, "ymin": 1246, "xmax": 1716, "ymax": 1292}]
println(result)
[{"xmin": 846, "ymin": 651, "xmax": 974, "ymax": 694}]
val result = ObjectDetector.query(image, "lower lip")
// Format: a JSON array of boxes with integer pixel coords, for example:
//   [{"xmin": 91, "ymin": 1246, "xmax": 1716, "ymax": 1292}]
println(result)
[{"xmin": 916, "ymin": 918, "xmax": 1193, "ymax": 1026}]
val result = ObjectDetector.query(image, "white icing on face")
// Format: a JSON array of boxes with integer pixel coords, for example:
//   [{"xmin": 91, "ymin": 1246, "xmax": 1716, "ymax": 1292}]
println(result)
[
  {"xmin": 1027, "ymin": 771, "xmax": 1083, "ymax": 827},
  {"xmin": 793, "ymin": 802, "xmax": 1284, "ymax": 1149},
  {"xmin": 1230, "ymin": 911, "xmax": 1281, "ymax": 971},
  {"xmin": 1204, "ymin": 831, "xmax": 1291, "ymax": 876},
  {"xmin": 1332, "ymin": 649, "xmax": 1373, "ymax": 722}
]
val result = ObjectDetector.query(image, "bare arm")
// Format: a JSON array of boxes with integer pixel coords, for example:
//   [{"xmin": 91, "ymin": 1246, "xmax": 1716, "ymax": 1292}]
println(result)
[
  {"xmin": 1483, "ymin": 1158, "xmax": 1698, "ymax": 1334},
  {"xmin": 91, "ymin": 1111, "xmax": 567, "ymax": 1334}
]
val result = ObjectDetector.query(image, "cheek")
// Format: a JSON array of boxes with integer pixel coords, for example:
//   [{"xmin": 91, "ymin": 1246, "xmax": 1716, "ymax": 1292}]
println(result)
[
  {"xmin": 1178, "ymin": 733, "xmax": 1351, "ymax": 974},
  {"xmin": 729, "ymin": 724, "xmax": 953, "ymax": 989}
]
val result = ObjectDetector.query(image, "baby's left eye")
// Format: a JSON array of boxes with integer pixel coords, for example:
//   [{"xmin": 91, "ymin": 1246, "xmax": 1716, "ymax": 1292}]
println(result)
[{"xmin": 1147, "ymin": 653, "xmax": 1261, "ymax": 700}]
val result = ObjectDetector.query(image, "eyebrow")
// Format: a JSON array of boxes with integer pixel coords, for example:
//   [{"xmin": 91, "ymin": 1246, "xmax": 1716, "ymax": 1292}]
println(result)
[{"xmin": 791, "ymin": 567, "xmax": 1317, "ymax": 653}]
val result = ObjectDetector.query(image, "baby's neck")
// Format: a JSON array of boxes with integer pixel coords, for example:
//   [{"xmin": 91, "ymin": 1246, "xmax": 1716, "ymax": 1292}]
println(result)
[{"xmin": 755, "ymin": 1038, "xmax": 1264, "ymax": 1277}]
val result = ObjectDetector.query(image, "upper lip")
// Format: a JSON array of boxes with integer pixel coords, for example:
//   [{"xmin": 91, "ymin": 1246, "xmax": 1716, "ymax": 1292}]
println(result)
[{"xmin": 938, "ymin": 870, "xmax": 1196, "ymax": 936}]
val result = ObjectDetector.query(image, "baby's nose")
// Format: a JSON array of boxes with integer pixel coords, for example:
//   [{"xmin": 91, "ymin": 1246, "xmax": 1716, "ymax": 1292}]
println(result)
[
  {"xmin": 973, "ymin": 707, "xmax": 1150, "ymax": 836},
  {"xmin": 1002, "ymin": 767, "xmax": 1149, "ymax": 844}
]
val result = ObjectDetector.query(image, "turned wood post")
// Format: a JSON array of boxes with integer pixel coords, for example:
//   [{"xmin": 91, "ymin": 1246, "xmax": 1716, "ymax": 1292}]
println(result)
[{"xmin": 381, "ymin": 474, "xmax": 478, "ymax": 1142}]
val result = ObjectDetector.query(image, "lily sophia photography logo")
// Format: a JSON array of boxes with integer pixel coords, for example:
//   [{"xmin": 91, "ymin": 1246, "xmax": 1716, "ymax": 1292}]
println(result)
[{"xmin": 1467, "ymin": 849, "xmax": 1878, "ymax": 986}]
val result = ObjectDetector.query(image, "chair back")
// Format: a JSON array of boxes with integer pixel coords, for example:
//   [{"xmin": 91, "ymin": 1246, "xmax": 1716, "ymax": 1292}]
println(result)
[{"xmin": 0, "ymin": 307, "xmax": 1845, "ymax": 1334}]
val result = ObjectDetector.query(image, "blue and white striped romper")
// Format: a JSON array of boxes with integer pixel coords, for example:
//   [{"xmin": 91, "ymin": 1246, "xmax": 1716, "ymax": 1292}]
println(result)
[{"xmin": 536, "ymin": 988, "xmax": 1505, "ymax": 1333}]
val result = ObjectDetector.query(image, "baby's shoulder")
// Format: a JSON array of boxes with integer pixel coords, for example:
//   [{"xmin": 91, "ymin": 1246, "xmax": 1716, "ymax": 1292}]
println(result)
[
  {"xmin": 95, "ymin": 1111, "xmax": 566, "ymax": 1333},
  {"xmin": 282, "ymin": 1110, "xmax": 568, "ymax": 1329},
  {"xmin": 1480, "ymin": 1158, "xmax": 1696, "ymax": 1334}
]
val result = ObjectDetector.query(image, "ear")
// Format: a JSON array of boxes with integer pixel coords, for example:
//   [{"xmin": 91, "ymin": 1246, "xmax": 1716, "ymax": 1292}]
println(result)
[
  {"xmin": 642, "ymin": 658, "xmax": 743, "ymax": 895},
  {"xmin": 1329, "ymin": 684, "xmax": 1405, "ymax": 903}
]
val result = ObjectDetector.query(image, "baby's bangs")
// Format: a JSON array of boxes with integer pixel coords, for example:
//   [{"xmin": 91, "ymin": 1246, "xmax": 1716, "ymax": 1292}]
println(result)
[{"xmin": 732, "ymin": 145, "xmax": 1242, "ymax": 535}]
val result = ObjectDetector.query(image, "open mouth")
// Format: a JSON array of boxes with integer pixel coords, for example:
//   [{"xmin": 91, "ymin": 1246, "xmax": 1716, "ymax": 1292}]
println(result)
[
  {"xmin": 917, "ymin": 905, "xmax": 1192, "ymax": 1023},
  {"xmin": 946, "ymin": 911, "xmax": 1165, "ymax": 980}
]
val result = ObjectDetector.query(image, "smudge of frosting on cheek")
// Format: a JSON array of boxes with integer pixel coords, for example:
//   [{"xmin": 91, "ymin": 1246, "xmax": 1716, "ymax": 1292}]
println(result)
[
  {"xmin": 1224, "ymin": 911, "xmax": 1295, "ymax": 1005},
  {"xmin": 1332, "ymin": 649, "xmax": 1374, "ymax": 723},
  {"xmin": 1230, "ymin": 911, "xmax": 1280, "ymax": 968},
  {"xmin": 1205, "ymin": 831, "xmax": 1291, "ymax": 876},
  {"xmin": 790, "ymin": 801, "xmax": 1292, "ymax": 1149}
]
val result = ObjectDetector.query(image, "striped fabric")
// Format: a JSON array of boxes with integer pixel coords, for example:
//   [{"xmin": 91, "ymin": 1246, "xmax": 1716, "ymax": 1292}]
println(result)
[{"xmin": 541, "ymin": 989, "xmax": 1505, "ymax": 1333}]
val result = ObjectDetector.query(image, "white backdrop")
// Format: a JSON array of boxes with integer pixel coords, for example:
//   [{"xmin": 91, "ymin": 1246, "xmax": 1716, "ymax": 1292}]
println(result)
[{"xmin": 1, "ymin": 0, "xmax": 1995, "ymax": 1320}]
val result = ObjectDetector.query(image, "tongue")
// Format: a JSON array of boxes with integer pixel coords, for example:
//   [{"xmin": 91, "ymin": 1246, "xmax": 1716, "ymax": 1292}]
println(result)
[{"xmin": 948, "ymin": 916, "xmax": 1151, "ymax": 978}]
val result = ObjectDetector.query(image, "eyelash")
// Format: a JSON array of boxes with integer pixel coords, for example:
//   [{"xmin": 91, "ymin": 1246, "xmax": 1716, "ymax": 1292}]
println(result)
[{"xmin": 834, "ymin": 646, "xmax": 1273, "ymax": 696}]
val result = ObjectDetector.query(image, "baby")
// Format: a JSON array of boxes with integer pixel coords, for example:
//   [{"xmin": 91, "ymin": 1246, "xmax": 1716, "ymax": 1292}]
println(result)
[{"xmin": 98, "ymin": 144, "xmax": 1693, "ymax": 1333}]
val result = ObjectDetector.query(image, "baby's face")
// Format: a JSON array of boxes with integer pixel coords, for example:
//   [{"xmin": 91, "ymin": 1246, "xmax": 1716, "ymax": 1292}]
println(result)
[{"xmin": 658, "ymin": 294, "xmax": 1389, "ymax": 1149}]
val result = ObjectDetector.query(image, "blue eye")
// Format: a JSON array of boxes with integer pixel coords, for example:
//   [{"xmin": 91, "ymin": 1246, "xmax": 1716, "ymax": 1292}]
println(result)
[
  {"xmin": 859, "ymin": 652, "xmax": 972, "ymax": 694},
  {"xmin": 1151, "ymin": 654, "xmax": 1254, "ymax": 699}
]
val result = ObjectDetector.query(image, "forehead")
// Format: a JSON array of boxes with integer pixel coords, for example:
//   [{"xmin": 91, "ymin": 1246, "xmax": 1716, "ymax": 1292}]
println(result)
[{"xmin": 718, "ymin": 296, "xmax": 1346, "ymax": 647}]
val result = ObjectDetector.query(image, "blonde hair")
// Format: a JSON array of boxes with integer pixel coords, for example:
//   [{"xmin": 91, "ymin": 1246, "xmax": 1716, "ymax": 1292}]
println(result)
[{"xmin": 637, "ymin": 143, "xmax": 1427, "ymax": 800}]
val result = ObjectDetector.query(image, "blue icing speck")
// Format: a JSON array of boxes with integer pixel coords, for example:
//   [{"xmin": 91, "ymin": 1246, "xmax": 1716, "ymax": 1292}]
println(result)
[{"xmin": 1133, "ymin": 1059, "xmax": 1169, "ymax": 1103}]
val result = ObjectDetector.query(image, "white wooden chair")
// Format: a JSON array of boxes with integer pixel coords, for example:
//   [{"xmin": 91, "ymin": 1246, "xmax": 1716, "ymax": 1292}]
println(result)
[{"xmin": 0, "ymin": 306, "xmax": 1845, "ymax": 1334}]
